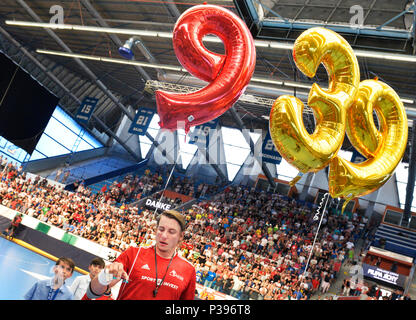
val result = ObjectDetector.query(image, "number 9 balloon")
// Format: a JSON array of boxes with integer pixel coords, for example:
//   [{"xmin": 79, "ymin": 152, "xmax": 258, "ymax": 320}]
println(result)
[{"xmin": 156, "ymin": 4, "xmax": 256, "ymax": 133}]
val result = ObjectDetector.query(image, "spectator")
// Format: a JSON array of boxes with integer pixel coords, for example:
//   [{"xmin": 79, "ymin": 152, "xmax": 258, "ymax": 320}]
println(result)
[
  {"xmin": 2, "ymin": 213, "xmax": 23, "ymax": 239},
  {"xmin": 24, "ymin": 257, "xmax": 75, "ymax": 300},
  {"xmin": 70, "ymin": 257, "xmax": 106, "ymax": 300},
  {"xmin": 341, "ymin": 278, "xmax": 351, "ymax": 296}
]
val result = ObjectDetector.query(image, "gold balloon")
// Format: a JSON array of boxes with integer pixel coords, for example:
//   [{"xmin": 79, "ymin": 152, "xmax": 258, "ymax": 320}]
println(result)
[
  {"xmin": 345, "ymin": 79, "xmax": 383, "ymax": 158},
  {"xmin": 268, "ymin": 27, "xmax": 408, "ymax": 210},
  {"xmin": 329, "ymin": 79, "xmax": 408, "ymax": 211},
  {"xmin": 269, "ymin": 27, "xmax": 360, "ymax": 173}
]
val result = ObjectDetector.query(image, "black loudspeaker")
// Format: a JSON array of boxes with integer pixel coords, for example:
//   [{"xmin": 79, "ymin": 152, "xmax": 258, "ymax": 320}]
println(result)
[{"xmin": 0, "ymin": 52, "xmax": 59, "ymax": 154}]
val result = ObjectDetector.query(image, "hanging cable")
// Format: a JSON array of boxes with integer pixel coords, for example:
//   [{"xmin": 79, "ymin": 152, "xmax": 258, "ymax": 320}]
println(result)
[{"xmin": 0, "ymin": 64, "xmax": 19, "ymax": 109}]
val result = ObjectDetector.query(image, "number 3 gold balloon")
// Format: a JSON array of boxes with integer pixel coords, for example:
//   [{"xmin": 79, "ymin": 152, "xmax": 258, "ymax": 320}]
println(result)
[
  {"xmin": 329, "ymin": 79, "xmax": 408, "ymax": 211},
  {"xmin": 269, "ymin": 27, "xmax": 408, "ymax": 211},
  {"xmin": 269, "ymin": 27, "xmax": 360, "ymax": 173}
]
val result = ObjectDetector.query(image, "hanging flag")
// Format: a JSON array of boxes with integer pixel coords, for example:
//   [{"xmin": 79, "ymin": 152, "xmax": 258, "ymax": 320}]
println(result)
[
  {"xmin": 261, "ymin": 131, "xmax": 282, "ymax": 164},
  {"xmin": 188, "ymin": 119, "xmax": 219, "ymax": 148},
  {"xmin": 75, "ymin": 97, "xmax": 98, "ymax": 123},
  {"xmin": 128, "ymin": 107, "xmax": 156, "ymax": 135}
]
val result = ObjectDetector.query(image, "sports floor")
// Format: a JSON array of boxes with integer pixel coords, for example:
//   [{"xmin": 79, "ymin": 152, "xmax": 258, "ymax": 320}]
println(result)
[{"xmin": 0, "ymin": 236, "xmax": 82, "ymax": 300}]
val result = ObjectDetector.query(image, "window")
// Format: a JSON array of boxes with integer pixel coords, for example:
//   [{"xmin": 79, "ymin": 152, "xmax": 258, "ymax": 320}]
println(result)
[
  {"xmin": 177, "ymin": 129, "xmax": 198, "ymax": 170},
  {"xmin": 0, "ymin": 140, "xmax": 29, "ymax": 163},
  {"xmin": 29, "ymin": 150, "xmax": 46, "ymax": 161},
  {"xmin": 395, "ymin": 162, "xmax": 416, "ymax": 210},
  {"xmin": 28, "ymin": 106, "xmax": 103, "ymax": 160},
  {"xmin": 51, "ymin": 107, "xmax": 82, "ymax": 136},
  {"xmin": 0, "ymin": 106, "xmax": 103, "ymax": 164},
  {"xmin": 34, "ymin": 133, "xmax": 71, "ymax": 157},
  {"xmin": 139, "ymin": 113, "xmax": 160, "ymax": 158},
  {"xmin": 276, "ymin": 158, "xmax": 299, "ymax": 182},
  {"xmin": 44, "ymin": 117, "xmax": 79, "ymax": 150}
]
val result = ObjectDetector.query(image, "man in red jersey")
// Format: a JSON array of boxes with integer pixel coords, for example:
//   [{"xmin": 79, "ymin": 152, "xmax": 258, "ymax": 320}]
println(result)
[{"xmin": 84, "ymin": 210, "xmax": 196, "ymax": 300}]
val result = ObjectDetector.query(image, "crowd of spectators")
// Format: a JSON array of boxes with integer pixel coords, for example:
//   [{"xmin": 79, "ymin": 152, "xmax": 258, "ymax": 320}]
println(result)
[
  {"xmin": 90, "ymin": 168, "xmax": 166, "ymax": 206},
  {"xmin": 178, "ymin": 185, "xmax": 367, "ymax": 300},
  {"xmin": 84, "ymin": 170, "xmax": 220, "ymax": 207},
  {"xmin": 135, "ymin": 174, "xmax": 223, "ymax": 210},
  {"xmin": 0, "ymin": 160, "xmax": 370, "ymax": 300}
]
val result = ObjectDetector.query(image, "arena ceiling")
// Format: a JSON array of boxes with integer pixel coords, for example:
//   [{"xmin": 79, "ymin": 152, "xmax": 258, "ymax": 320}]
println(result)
[{"xmin": 0, "ymin": 0, "xmax": 416, "ymax": 162}]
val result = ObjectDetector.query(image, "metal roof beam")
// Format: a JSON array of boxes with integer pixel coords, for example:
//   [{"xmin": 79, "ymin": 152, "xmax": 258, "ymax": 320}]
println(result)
[
  {"xmin": 80, "ymin": 0, "xmax": 156, "ymax": 80},
  {"xmin": 0, "ymin": 25, "xmax": 142, "ymax": 162},
  {"xmin": 16, "ymin": 0, "xmax": 136, "ymax": 120}
]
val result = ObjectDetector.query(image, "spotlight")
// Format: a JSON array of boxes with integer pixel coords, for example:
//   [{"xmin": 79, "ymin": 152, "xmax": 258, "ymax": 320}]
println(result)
[{"xmin": 118, "ymin": 37, "xmax": 137, "ymax": 60}]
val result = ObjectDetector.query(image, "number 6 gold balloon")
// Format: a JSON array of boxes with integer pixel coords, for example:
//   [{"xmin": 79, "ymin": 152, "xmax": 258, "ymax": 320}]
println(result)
[
  {"xmin": 329, "ymin": 79, "xmax": 408, "ymax": 211},
  {"xmin": 269, "ymin": 27, "xmax": 360, "ymax": 173}
]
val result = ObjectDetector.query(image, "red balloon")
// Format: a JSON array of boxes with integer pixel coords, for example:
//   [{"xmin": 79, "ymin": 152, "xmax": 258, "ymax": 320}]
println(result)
[{"xmin": 156, "ymin": 4, "xmax": 256, "ymax": 133}]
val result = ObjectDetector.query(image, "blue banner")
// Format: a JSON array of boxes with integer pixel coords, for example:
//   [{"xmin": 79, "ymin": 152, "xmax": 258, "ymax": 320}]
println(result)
[
  {"xmin": 261, "ymin": 131, "xmax": 282, "ymax": 164},
  {"xmin": 362, "ymin": 263, "xmax": 406, "ymax": 288},
  {"xmin": 128, "ymin": 107, "xmax": 155, "ymax": 135},
  {"xmin": 188, "ymin": 119, "xmax": 219, "ymax": 148},
  {"xmin": 75, "ymin": 97, "xmax": 98, "ymax": 123}
]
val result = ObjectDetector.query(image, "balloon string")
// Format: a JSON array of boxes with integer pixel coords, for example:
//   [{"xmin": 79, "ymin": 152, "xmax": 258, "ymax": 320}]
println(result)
[
  {"xmin": 154, "ymin": 151, "xmax": 180, "ymax": 215},
  {"xmin": 301, "ymin": 192, "xmax": 330, "ymax": 281}
]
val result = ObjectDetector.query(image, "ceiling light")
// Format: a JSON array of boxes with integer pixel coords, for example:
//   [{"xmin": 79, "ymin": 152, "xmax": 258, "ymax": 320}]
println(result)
[
  {"xmin": 35, "ymin": 49, "xmax": 101, "ymax": 61},
  {"xmin": 283, "ymin": 81, "xmax": 312, "ymax": 89},
  {"xmin": 8, "ymin": 20, "xmax": 416, "ymax": 63},
  {"xmin": 354, "ymin": 49, "xmax": 416, "ymax": 63},
  {"xmin": 118, "ymin": 37, "xmax": 136, "ymax": 60},
  {"xmin": 251, "ymin": 77, "xmax": 283, "ymax": 86},
  {"xmin": 35, "ymin": 49, "xmax": 416, "ymax": 104},
  {"xmin": 36, "ymin": 49, "xmax": 186, "ymax": 72},
  {"xmin": 268, "ymin": 42, "xmax": 294, "ymax": 50},
  {"xmin": 401, "ymin": 98, "xmax": 414, "ymax": 104},
  {"xmin": 6, "ymin": 20, "xmax": 161, "ymax": 37}
]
